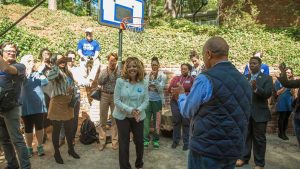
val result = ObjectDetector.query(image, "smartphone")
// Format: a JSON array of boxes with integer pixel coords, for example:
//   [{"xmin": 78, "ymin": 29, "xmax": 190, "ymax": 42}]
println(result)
[{"xmin": 66, "ymin": 57, "xmax": 73, "ymax": 62}]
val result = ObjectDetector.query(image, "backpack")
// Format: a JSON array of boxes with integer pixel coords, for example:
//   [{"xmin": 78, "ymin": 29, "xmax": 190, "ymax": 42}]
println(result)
[
  {"xmin": 0, "ymin": 80, "xmax": 18, "ymax": 112},
  {"xmin": 79, "ymin": 119, "xmax": 100, "ymax": 145}
]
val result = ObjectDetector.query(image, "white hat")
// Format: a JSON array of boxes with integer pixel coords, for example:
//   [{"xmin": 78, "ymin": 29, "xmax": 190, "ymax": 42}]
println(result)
[
  {"xmin": 254, "ymin": 52, "xmax": 262, "ymax": 58},
  {"xmin": 85, "ymin": 27, "xmax": 93, "ymax": 33}
]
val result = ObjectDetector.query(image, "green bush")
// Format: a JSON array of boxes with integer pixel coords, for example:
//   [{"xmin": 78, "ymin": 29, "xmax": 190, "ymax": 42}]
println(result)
[{"xmin": 0, "ymin": 18, "xmax": 49, "ymax": 59}]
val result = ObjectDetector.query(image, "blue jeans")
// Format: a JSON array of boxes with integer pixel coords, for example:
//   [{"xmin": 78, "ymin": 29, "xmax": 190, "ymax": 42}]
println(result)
[
  {"xmin": 0, "ymin": 106, "xmax": 31, "ymax": 169},
  {"xmin": 170, "ymin": 100, "xmax": 190, "ymax": 145},
  {"xmin": 294, "ymin": 118, "xmax": 300, "ymax": 147},
  {"xmin": 188, "ymin": 150, "xmax": 236, "ymax": 169}
]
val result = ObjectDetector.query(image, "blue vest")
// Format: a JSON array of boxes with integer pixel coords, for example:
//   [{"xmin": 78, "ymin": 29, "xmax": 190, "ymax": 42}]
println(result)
[{"xmin": 190, "ymin": 62, "xmax": 252, "ymax": 159}]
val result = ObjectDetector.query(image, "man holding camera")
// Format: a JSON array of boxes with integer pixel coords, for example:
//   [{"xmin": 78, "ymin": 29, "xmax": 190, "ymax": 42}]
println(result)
[{"xmin": 0, "ymin": 42, "xmax": 31, "ymax": 169}]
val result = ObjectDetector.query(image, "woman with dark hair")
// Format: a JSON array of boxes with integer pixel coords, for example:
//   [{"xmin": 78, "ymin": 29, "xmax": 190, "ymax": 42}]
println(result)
[
  {"xmin": 277, "ymin": 64, "xmax": 300, "ymax": 149},
  {"xmin": 275, "ymin": 67, "xmax": 294, "ymax": 140},
  {"xmin": 47, "ymin": 53, "xmax": 80, "ymax": 164},
  {"xmin": 113, "ymin": 57, "xmax": 148, "ymax": 169},
  {"xmin": 168, "ymin": 63, "xmax": 194, "ymax": 151},
  {"xmin": 144, "ymin": 57, "xmax": 167, "ymax": 149}
]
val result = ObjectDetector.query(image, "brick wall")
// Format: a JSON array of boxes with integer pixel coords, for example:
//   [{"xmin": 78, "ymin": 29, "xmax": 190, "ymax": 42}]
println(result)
[
  {"xmin": 220, "ymin": 0, "xmax": 300, "ymax": 28},
  {"xmin": 145, "ymin": 64, "xmax": 295, "ymax": 135}
]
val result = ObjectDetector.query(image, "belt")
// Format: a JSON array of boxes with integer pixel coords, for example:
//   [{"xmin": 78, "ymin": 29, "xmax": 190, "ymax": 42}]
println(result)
[{"xmin": 102, "ymin": 90, "xmax": 114, "ymax": 94}]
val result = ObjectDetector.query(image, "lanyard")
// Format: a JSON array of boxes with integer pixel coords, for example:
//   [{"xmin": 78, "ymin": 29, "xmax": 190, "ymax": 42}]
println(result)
[{"xmin": 179, "ymin": 76, "xmax": 188, "ymax": 85}]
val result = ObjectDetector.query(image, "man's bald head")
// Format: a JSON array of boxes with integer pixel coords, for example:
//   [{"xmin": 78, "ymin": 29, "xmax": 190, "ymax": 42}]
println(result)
[
  {"xmin": 202, "ymin": 37, "xmax": 229, "ymax": 70},
  {"xmin": 203, "ymin": 36, "xmax": 229, "ymax": 57}
]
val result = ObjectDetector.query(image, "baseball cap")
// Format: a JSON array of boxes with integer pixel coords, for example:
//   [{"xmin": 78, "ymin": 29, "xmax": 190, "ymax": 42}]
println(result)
[
  {"xmin": 85, "ymin": 27, "xmax": 93, "ymax": 33},
  {"xmin": 254, "ymin": 51, "xmax": 263, "ymax": 58}
]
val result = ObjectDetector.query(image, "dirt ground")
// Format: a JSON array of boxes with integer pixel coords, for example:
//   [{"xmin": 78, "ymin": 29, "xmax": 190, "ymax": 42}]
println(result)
[{"xmin": 0, "ymin": 133, "xmax": 300, "ymax": 169}]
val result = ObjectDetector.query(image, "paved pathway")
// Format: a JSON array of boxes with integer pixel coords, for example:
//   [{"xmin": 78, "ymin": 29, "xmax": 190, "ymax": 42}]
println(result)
[{"xmin": 1, "ymin": 134, "xmax": 300, "ymax": 169}]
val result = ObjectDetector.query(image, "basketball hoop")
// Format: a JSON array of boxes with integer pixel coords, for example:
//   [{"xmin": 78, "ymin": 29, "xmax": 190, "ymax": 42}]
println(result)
[{"xmin": 120, "ymin": 17, "xmax": 148, "ymax": 42}]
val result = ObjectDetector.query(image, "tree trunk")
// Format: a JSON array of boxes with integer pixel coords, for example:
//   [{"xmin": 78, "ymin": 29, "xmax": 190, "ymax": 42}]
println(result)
[
  {"xmin": 148, "ymin": 1, "xmax": 152, "ymax": 18},
  {"xmin": 164, "ymin": 0, "xmax": 177, "ymax": 18},
  {"xmin": 48, "ymin": 0, "xmax": 57, "ymax": 10},
  {"xmin": 0, "ymin": 0, "xmax": 6, "ymax": 5}
]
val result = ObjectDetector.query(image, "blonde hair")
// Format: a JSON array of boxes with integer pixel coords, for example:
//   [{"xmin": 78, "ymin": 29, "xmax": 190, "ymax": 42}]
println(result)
[{"xmin": 122, "ymin": 57, "xmax": 145, "ymax": 82}]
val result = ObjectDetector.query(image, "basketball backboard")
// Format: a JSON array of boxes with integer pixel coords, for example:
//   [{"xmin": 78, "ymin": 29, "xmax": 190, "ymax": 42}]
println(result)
[{"xmin": 99, "ymin": 0, "xmax": 145, "ymax": 29}]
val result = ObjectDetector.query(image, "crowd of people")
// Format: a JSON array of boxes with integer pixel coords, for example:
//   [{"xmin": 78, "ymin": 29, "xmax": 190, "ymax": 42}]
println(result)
[{"xmin": 0, "ymin": 30, "xmax": 299, "ymax": 169}]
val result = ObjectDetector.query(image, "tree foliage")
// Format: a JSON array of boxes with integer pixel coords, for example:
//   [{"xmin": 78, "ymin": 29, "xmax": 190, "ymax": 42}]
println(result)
[{"xmin": 0, "ymin": 2, "xmax": 299, "ymax": 73}]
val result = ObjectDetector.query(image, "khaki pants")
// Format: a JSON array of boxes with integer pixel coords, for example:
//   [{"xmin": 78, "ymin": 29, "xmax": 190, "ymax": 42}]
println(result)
[{"xmin": 99, "ymin": 92, "xmax": 118, "ymax": 145}]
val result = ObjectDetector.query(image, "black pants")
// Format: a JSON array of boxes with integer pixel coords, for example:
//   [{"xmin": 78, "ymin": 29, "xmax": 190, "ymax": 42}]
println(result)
[
  {"xmin": 243, "ymin": 117, "xmax": 267, "ymax": 167},
  {"xmin": 278, "ymin": 111, "xmax": 291, "ymax": 135},
  {"xmin": 170, "ymin": 100, "xmax": 190, "ymax": 145},
  {"xmin": 52, "ymin": 119, "xmax": 74, "ymax": 153},
  {"xmin": 116, "ymin": 118, "xmax": 144, "ymax": 169},
  {"xmin": 21, "ymin": 113, "xmax": 44, "ymax": 133}
]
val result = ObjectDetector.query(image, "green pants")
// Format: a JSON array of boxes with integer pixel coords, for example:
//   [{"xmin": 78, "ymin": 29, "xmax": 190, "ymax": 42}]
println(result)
[{"xmin": 143, "ymin": 101, "xmax": 162, "ymax": 142}]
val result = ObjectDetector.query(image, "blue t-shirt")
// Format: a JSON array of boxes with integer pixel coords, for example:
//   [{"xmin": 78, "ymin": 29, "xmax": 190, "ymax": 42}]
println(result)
[
  {"xmin": 243, "ymin": 63, "xmax": 269, "ymax": 75},
  {"xmin": 275, "ymin": 80, "xmax": 293, "ymax": 112},
  {"xmin": 21, "ymin": 72, "xmax": 47, "ymax": 116},
  {"xmin": 0, "ymin": 63, "xmax": 26, "ymax": 105},
  {"xmin": 77, "ymin": 39, "xmax": 101, "ymax": 57}
]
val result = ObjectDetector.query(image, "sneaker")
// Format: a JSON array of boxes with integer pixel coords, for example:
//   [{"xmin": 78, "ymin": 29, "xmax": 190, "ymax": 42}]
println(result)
[
  {"xmin": 37, "ymin": 145, "xmax": 45, "ymax": 156},
  {"xmin": 153, "ymin": 141, "xmax": 160, "ymax": 149},
  {"xmin": 182, "ymin": 144, "xmax": 189, "ymax": 151},
  {"xmin": 171, "ymin": 142, "xmax": 177, "ymax": 149},
  {"xmin": 144, "ymin": 141, "xmax": 150, "ymax": 148},
  {"xmin": 27, "ymin": 147, "xmax": 33, "ymax": 157}
]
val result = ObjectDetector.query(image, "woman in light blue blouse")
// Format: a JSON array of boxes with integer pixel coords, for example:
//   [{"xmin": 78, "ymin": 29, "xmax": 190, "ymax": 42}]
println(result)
[
  {"xmin": 20, "ymin": 55, "xmax": 48, "ymax": 157},
  {"xmin": 113, "ymin": 57, "xmax": 149, "ymax": 169}
]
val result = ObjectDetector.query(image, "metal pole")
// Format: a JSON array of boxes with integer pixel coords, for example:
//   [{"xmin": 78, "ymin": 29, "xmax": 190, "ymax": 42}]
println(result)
[
  {"xmin": 118, "ymin": 29, "xmax": 123, "ymax": 72},
  {"xmin": 0, "ymin": 0, "xmax": 46, "ymax": 37}
]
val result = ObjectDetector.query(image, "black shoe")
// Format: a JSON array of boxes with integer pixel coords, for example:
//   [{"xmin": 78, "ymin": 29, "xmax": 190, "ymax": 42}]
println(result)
[
  {"xmin": 4, "ymin": 166, "xmax": 19, "ymax": 169},
  {"xmin": 68, "ymin": 149, "xmax": 80, "ymax": 159},
  {"xmin": 278, "ymin": 133, "xmax": 285, "ymax": 140},
  {"xmin": 54, "ymin": 152, "xmax": 64, "ymax": 164},
  {"xmin": 182, "ymin": 144, "xmax": 189, "ymax": 151},
  {"xmin": 283, "ymin": 134, "xmax": 289, "ymax": 140},
  {"xmin": 171, "ymin": 142, "xmax": 177, "ymax": 149}
]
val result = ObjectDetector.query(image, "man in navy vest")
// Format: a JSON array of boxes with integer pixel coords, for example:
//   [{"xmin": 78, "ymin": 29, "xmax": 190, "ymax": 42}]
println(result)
[
  {"xmin": 236, "ymin": 56, "xmax": 273, "ymax": 169},
  {"xmin": 178, "ymin": 36, "xmax": 252, "ymax": 169}
]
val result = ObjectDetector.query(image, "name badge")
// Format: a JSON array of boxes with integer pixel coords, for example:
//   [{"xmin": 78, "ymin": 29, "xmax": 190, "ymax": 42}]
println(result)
[{"xmin": 185, "ymin": 81, "xmax": 191, "ymax": 84}]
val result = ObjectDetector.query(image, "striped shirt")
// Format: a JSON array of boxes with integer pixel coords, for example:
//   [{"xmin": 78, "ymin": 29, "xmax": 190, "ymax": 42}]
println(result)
[{"xmin": 47, "ymin": 66, "xmax": 74, "ymax": 98}]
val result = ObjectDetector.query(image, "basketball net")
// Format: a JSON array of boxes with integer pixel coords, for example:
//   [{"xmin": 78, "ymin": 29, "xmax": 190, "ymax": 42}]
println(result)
[{"xmin": 120, "ymin": 17, "xmax": 147, "ymax": 44}]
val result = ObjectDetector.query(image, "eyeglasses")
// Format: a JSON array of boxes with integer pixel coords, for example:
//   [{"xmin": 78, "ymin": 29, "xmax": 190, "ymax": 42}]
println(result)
[{"xmin": 3, "ymin": 50, "xmax": 16, "ymax": 54}]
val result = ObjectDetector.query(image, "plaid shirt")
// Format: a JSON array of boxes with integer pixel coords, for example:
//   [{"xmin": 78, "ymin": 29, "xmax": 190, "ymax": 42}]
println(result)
[{"xmin": 98, "ymin": 67, "xmax": 120, "ymax": 93}]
